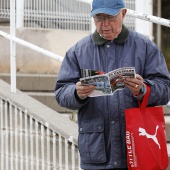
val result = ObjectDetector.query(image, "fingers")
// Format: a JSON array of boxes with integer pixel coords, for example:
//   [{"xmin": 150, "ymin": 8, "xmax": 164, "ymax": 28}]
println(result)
[
  {"xmin": 125, "ymin": 74, "xmax": 143, "ymax": 87},
  {"xmin": 124, "ymin": 74, "xmax": 144, "ymax": 95},
  {"xmin": 76, "ymin": 82, "xmax": 95, "ymax": 99}
]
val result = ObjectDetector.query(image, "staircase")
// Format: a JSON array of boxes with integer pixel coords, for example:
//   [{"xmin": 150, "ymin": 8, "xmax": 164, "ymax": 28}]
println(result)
[
  {"xmin": 0, "ymin": 73, "xmax": 170, "ymax": 168},
  {"xmin": 0, "ymin": 72, "xmax": 170, "ymax": 116},
  {"xmin": 0, "ymin": 73, "xmax": 74, "ymax": 118}
]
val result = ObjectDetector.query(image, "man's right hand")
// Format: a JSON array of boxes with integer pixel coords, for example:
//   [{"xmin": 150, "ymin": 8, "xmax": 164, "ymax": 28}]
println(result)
[{"xmin": 76, "ymin": 82, "xmax": 95, "ymax": 99}]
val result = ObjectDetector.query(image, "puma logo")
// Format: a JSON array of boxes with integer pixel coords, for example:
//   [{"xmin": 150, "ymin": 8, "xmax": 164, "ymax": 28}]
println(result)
[{"xmin": 138, "ymin": 125, "xmax": 160, "ymax": 149}]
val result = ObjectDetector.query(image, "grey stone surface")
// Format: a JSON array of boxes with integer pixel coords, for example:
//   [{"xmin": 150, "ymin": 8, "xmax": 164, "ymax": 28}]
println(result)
[
  {"xmin": 164, "ymin": 105, "xmax": 170, "ymax": 115},
  {"xmin": 0, "ymin": 73, "xmax": 74, "ymax": 114},
  {"xmin": 166, "ymin": 122, "xmax": 170, "ymax": 142},
  {"xmin": 28, "ymin": 92, "xmax": 73, "ymax": 113},
  {"xmin": 0, "ymin": 73, "xmax": 57, "ymax": 91}
]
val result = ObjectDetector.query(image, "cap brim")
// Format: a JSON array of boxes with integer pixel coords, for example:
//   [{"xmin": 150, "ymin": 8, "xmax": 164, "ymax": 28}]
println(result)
[{"xmin": 91, "ymin": 8, "xmax": 120, "ymax": 17}]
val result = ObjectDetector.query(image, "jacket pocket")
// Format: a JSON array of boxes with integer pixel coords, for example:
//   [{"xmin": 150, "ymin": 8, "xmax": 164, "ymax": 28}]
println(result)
[{"xmin": 78, "ymin": 118, "xmax": 106, "ymax": 164}]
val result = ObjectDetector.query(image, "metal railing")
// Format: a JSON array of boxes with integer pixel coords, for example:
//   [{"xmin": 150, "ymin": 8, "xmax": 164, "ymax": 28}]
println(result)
[
  {"xmin": 0, "ymin": 0, "xmax": 135, "ymax": 31},
  {"xmin": 127, "ymin": 9, "xmax": 170, "ymax": 27},
  {"xmin": 24, "ymin": 0, "xmax": 91, "ymax": 30},
  {"xmin": 0, "ymin": 80, "xmax": 81, "ymax": 170}
]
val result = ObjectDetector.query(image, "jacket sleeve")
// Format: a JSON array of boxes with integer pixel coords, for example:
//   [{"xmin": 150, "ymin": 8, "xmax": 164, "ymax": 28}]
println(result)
[
  {"xmin": 54, "ymin": 51, "xmax": 89, "ymax": 110},
  {"xmin": 143, "ymin": 43, "xmax": 170, "ymax": 106}
]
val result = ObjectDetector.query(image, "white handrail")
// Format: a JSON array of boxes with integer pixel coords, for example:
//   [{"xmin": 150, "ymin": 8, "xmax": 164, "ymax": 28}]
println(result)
[
  {"xmin": 76, "ymin": 0, "xmax": 170, "ymax": 28},
  {"xmin": 0, "ymin": 30, "xmax": 64, "ymax": 62},
  {"xmin": 10, "ymin": 0, "xmax": 16, "ymax": 93},
  {"xmin": 126, "ymin": 9, "xmax": 170, "ymax": 28},
  {"xmin": 0, "ymin": 29, "xmax": 64, "ymax": 93}
]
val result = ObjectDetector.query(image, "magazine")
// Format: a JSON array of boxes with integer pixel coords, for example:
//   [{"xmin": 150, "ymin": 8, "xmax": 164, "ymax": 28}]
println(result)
[{"xmin": 80, "ymin": 67, "xmax": 136, "ymax": 97}]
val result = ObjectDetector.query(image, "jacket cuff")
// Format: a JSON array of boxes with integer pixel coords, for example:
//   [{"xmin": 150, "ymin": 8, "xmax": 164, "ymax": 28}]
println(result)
[{"xmin": 74, "ymin": 89, "xmax": 89, "ymax": 104}]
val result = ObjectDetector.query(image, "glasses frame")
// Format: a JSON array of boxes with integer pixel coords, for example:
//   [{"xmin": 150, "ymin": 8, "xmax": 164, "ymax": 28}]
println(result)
[{"xmin": 93, "ymin": 11, "xmax": 122, "ymax": 23}]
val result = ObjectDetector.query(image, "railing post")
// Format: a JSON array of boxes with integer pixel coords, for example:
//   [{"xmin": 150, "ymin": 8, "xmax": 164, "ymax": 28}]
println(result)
[
  {"xmin": 76, "ymin": 0, "xmax": 95, "ymax": 33},
  {"xmin": 16, "ymin": 0, "xmax": 24, "ymax": 28},
  {"xmin": 157, "ymin": 0, "xmax": 162, "ymax": 49},
  {"xmin": 135, "ymin": 0, "xmax": 153, "ymax": 40},
  {"xmin": 10, "ymin": 0, "xmax": 17, "ymax": 93}
]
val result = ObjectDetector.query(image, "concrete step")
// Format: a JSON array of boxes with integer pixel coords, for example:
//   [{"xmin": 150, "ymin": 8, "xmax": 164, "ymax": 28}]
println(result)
[
  {"xmin": 0, "ymin": 73, "xmax": 75, "ymax": 116},
  {"xmin": 26, "ymin": 92, "xmax": 73, "ymax": 115},
  {"xmin": 165, "ymin": 116, "xmax": 170, "ymax": 142},
  {"xmin": 0, "ymin": 73, "xmax": 57, "ymax": 91},
  {"xmin": 164, "ymin": 105, "xmax": 170, "ymax": 115},
  {"xmin": 0, "ymin": 73, "xmax": 170, "ymax": 117}
]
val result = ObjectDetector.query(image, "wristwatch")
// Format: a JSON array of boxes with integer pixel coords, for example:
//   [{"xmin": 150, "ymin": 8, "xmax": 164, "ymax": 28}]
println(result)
[
  {"xmin": 134, "ymin": 84, "xmax": 146, "ymax": 96},
  {"xmin": 140, "ymin": 84, "xmax": 146, "ymax": 94}
]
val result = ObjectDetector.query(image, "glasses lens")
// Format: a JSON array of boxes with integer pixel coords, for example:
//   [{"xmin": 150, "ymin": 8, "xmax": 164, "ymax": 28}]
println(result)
[{"xmin": 94, "ymin": 12, "xmax": 120, "ymax": 22}]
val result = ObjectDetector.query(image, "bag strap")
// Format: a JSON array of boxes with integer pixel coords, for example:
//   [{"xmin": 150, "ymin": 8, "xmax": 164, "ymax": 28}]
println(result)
[
  {"xmin": 140, "ymin": 85, "xmax": 165, "ymax": 169},
  {"xmin": 140, "ymin": 85, "xmax": 151, "ymax": 110}
]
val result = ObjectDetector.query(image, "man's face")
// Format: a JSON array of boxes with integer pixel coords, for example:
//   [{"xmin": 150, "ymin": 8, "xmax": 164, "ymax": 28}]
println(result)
[{"xmin": 93, "ymin": 9, "xmax": 127, "ymax": 40}]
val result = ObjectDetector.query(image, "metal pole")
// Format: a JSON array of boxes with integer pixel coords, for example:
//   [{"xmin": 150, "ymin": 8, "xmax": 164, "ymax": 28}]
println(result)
[
  {"xmin": 126, "ymin": 9, "xmax": 170, "ymax": 28},
  {"xmin": 16, "ymin": 0, "xmax": 24, "ymax": 28},
  {"xmin": 90, "ymin": 3, "xmax": 95, "ymax": 33},
  {"xmin": 10, "ymin": 0, "xmax": 16, "ymax": 93},
  {"xmin": 157, "ymin": 0, "xmax": 161, "ymax": 49}
]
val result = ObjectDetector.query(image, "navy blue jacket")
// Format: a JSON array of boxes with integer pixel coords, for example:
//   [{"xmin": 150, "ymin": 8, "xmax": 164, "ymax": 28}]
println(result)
[{"xmin": 55, "ymin": 28, "xmax": 170, "ymax": 169}]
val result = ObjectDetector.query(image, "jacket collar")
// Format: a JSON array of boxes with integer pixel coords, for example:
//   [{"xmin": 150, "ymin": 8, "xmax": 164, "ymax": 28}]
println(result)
[{"xmin": 93, "ymin": 24, "xmax": 129, "ymax": 45}]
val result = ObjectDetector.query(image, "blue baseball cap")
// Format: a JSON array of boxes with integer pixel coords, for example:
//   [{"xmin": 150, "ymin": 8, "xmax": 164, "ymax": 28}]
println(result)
[{"xmin": 91, "ymin": 0, "xmax": 125, "ymax": 17}]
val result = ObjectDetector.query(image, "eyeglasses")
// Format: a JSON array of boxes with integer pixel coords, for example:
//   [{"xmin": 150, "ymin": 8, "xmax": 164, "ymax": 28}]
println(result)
[{"xmin": 94, "ymin": 13, "xmax": 120, "ymax": 22}]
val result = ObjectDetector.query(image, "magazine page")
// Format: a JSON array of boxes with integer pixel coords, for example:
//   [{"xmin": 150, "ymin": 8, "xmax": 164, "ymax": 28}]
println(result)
[
  {"xmin": 80, "ymin": 67, "xmax": 135, "ymax": 97},
  {"xmin": 81, "ymin": 69, "xmax": 105, "ymax": 78},
  {"xmin": 108, "ymin": 67, "xmax": 136, "ymax": 94},
  {"xmin": 80, "ymin": 74, "xmax": 112, "ymax": 97}
]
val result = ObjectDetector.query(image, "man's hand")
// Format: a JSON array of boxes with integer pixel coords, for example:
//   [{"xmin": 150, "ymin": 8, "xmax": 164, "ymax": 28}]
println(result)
[
  {"xmin": 124, "ymin": 74, "xmax": 144, "ymax": 95},
  {"xmin": 76, "ymin": 82, "xmax": 95, "ymax": 99}
]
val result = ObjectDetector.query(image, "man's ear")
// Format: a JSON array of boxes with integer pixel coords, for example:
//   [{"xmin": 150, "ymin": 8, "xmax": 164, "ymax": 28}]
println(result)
[{"xmin": 122, "ymin": 8, "xmax": 127, "ymax": 20}]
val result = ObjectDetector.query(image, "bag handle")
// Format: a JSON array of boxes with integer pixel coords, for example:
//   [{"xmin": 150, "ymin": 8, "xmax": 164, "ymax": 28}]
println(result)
[
  {"xmin": 140, "ymin": 85, "xmax": 151, "ymax": 110},
  {"xmin": 139, "ymin": 85, "xmax": 166, "ymax": 169}
]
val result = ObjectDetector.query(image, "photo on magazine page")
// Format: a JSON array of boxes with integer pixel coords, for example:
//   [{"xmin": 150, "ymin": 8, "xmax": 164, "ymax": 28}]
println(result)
[
  {"xmin": 81, "ymin": 69, "xmax": 105, "ymax": 78},
  {"xmin": 80, "ymin": 67, "xmax": 136, "ymax": 97},
  {"xmin": 108, "ymin": 67, "xmax": 136, "ymax": 92},
  {"xmin": 80, "ymin": 74, "xmax": 112, "ymax": 97}
]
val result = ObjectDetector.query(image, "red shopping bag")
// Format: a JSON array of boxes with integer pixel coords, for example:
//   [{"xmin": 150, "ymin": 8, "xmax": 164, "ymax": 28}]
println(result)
[{"xmin": 125, "ymin": 85, "xmax": 169, "ymax": 170}]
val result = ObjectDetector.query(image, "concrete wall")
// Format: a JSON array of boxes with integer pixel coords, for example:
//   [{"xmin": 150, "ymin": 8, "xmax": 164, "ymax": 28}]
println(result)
[{"xmin": 0, "ymin": 26, "xmax": 90, "ymax": 74}]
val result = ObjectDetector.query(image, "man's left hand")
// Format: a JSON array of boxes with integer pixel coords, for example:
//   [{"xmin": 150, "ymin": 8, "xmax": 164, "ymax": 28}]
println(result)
[{"xmin": 124, "ymin": 74, "xmax": 144, "ymax": 95}]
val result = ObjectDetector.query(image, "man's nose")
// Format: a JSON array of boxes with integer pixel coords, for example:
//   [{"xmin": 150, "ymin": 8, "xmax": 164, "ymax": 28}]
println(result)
[{"xmin": 102, "ymin": 18, "xmax": 109, "ymax": 26}]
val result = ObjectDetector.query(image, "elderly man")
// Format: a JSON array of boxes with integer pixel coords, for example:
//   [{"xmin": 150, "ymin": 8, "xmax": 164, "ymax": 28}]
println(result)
[{"xmin": 55, "ymin": 0, "xmax": 170, "ymax": 169}]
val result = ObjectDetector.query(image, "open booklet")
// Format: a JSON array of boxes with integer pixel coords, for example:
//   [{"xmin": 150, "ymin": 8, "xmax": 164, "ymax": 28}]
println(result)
[{"xmin": 80, "ymin": 67, "xmax": 136, "ymax": 97}]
